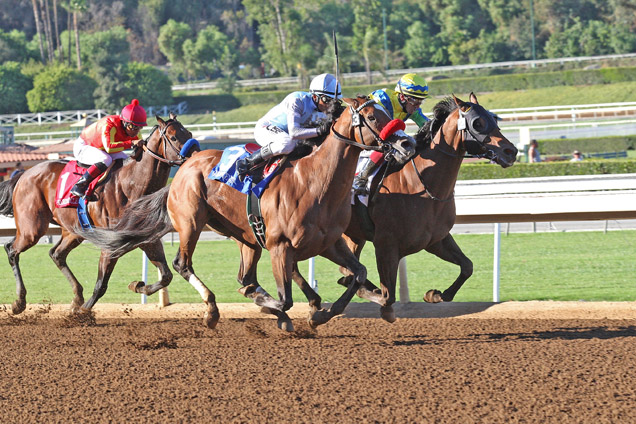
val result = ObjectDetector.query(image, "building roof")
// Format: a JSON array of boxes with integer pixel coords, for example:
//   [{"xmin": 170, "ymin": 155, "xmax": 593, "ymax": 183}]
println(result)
[{"xmin": 0, "ymin": 143, "xmax": 59, "ymax": 167}]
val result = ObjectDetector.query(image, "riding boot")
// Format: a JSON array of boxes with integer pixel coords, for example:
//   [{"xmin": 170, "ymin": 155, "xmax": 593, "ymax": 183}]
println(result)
[
  {"xmin": 70, "ymin": 162, "xmax": 107, "ymax": 199},
  {"xmin": 352, "ymin": 160, "xmax": 382, "ymax": 196},
  {"xmin": 236, "ymin": 144, "xmax": 274, "ymax": 176}
]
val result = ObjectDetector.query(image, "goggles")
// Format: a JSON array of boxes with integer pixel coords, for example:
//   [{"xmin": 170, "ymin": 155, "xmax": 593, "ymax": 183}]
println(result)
[
  {"xmin": 125, "ymin": 122, "xmax": 142, "ymax": 131},
  {"xmin": 403, "ymin": 95, "xmax": 423, "ymax": 106},
  {"xmin": 318, "ymin": 94, "xmax": 336, "ymax": 104}
]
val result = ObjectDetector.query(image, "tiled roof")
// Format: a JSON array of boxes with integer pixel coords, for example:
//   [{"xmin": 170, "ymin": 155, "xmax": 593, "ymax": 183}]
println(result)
[{"xmin": 0, "ymin": 143, "xmax": 55, "ymax": 166}]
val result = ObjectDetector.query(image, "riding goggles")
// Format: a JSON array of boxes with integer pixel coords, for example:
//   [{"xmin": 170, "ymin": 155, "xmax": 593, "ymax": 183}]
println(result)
[
  {"xmin": 125, "ymin": 122, "xmax": 142, "ymax": 131},
  {"xmin": 403, "ymin": 95, "xmax": 423, "ymax": 106}
]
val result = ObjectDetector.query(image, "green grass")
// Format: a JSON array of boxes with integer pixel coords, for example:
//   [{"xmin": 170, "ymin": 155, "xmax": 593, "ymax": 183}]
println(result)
[{"xmin": 1, "ymin": 230, "xmax": 635, "ymax": 306}]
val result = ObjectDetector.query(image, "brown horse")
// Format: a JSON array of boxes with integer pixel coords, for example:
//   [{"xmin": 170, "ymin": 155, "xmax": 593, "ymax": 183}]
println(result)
[
  {"xmin": 0, "ymin": 114, "xmax": 195, "ymax": 314},
  {"xmin": 80, "ymin": 96, "xmax": 416, "ymax": 331},
  {"xmin": 339, "ymin": 93, "xmax": 518, "ymax": 322}
]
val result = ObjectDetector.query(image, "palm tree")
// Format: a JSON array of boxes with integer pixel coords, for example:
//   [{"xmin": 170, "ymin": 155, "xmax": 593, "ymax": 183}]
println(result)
[{"xmin": 31, "ymin": 0, "xmax": 46, "ymax": 63}]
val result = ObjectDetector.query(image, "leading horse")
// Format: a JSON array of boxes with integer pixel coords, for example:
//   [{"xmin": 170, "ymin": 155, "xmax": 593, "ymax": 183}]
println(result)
[
  {"xmin": 80, "ymin": 96, "xmax": 416, "ymax": 331},
  {"xmin": 338, "ymin": 93, "xmax": 518, "ymax": 322},
  {"xmin": 0, "ymin": 113, "xmax": 195, "ymax": 314}
]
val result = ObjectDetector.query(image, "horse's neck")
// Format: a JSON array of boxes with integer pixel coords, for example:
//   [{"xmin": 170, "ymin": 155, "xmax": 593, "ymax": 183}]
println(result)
[
  {"xmin": 118, "ymin": 154, "xmax": 171, "ymax": 198},
  {"xmin": 411, "ymin": 132, "xmax": 463, "ymax": 198}
]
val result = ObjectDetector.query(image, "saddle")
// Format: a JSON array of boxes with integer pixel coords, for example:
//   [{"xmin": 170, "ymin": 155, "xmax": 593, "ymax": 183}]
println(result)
[{"xmin": 55, "ymin": 160, "xmax": 122, "ymax": 208}]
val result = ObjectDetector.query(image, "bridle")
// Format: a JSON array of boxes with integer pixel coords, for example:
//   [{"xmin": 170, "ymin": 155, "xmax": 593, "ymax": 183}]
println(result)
[
  {"xmin": 330, "ymin": 100, "xmax": 392, "ymax": 153},
  {"xmin": 139, "ymin": 120, "xmax": 192, "ymax": 167}
]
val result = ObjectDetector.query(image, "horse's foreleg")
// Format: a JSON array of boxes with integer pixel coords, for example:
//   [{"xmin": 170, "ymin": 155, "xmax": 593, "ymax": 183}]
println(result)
[
  {"xmin": 372, "ymin": 245, "xmax": 401, "ymax": 323},
  {"xmin": 291, "ymin": 262, "xmax": 321, "ymax": 314},
  {"xmin": 172, "ymin": 246, "xmax": 220, "ymax": 330},
  {"xmin": 235, "ymin": 241, "xmax": 284, "ymax": 312},
  {"xmin": 4, "ymin": 240, "xmax": 28, "ymax": 314},
  {"xmin": 81, "ymin": 251, "xmax": 118, "ymax": 311},
  {"xmin": 424, "ymin": 234, "xmax": 473, "ymax": 303},
  {"xmin": 48, "ymin": 233, "xmax": 84, "ymax": 313},
  {"xmin": 338, "ymin": 235, "xmax": 383, "ymax": 304},
  {"xmin": 310, "ymin": 238, "xmax": 367, "ymax": 328},
  {"xmin": 268, "ymin": 245, "xmax": 295, "ymax": 332},
  {"xmin": 128, "ymin": 241, "xmax": 173, "ymax": 298}
]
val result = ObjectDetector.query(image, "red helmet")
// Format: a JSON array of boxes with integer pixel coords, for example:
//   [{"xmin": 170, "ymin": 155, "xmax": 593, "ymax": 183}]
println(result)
[{"xmin": 120, "ymin": 99, "xmax": 147, "ymax": 126}]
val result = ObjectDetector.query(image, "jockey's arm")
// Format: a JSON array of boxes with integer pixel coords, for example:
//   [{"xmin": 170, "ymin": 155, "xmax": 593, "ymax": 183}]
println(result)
[
  {"xmin": 410, "ymin": 109, "xmax": 430, "ymax": 129},
  {"xmin": 287, "ymin": 98, "xmax": 320, "ymax": 140},
  {"xmin": 102, "ymin": 124, "xmax": 134, "ymax": 154}
]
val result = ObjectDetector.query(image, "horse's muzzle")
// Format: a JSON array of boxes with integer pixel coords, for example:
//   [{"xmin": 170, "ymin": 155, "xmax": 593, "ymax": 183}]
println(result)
[{"xmin": 388, "ymin": 131, "xmax": 417, "ymax": 165}]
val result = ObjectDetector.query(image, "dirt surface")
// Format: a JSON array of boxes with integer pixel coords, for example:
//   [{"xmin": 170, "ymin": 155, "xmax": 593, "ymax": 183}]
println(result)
[{"xmin": 1, "ymin": 302, "xmax": 636, "ymax": 423}]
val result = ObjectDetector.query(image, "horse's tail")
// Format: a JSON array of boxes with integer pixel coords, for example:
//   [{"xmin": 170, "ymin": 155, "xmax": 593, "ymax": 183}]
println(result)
[
  {"xmin": 80, "ymin": 185, "xmax": 174, "ymax": 256},
  {"xmin": 0, "ymin": 171, "xmax": 24, "ymax": 217}
]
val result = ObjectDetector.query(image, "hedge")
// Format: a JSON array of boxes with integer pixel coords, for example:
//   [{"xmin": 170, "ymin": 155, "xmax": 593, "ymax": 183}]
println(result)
[
  {"xmin": 534, "ymin": 135, "xmax": 636, "ymax": 155},
  {"xmin": 458, "ymin": 159, "xmax": 636, "ymax": 180}
]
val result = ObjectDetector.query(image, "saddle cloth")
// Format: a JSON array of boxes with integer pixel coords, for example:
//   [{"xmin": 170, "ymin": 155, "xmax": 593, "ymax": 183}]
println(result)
[
  {"xmin": 208, "ymin": 143, "xmax": 283, "ymax": 198},
  {"xmin": 55, "ymin": 161, "xmax": 101, "ymax": 208}
]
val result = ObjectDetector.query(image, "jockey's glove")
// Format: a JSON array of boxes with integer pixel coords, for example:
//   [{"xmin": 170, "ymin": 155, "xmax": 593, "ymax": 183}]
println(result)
[{"xmin": 317, "ymin": 120, "xmax": 331, "ymax": 136}]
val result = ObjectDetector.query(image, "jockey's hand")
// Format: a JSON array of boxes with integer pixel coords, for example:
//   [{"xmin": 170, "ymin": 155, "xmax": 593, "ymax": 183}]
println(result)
[{"xmin": 317, "ymin": 120, "xmax": 331, "ymax": 136}]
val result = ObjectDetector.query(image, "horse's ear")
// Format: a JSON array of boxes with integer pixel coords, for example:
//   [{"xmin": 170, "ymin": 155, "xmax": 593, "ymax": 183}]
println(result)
[
  {"xmin": 452, "ymin": 94, "xmax": 465, "ymax": 107},
  {"xmin": 169, "ymin": 112, "xmax": 177, "ymax": 120},
  {"xmin": 469, "ymin": 92, "xmax": 478, "ymax": 104},
  {"xmin": 156, "ymin": 115, "xmax": 165, "ymax": 126}
]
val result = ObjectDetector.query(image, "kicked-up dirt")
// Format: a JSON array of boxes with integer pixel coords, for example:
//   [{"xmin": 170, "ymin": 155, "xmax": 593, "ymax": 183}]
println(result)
[{"xmin": 0, "ymin": 302, "xmax": 635, "ymax": 423}]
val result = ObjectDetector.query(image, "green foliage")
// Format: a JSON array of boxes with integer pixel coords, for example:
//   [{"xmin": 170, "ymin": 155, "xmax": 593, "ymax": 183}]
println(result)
[
  {"xmin": 537, "ymin": 135, "xmax": 636, "ymax": 155},
  {"xmin": 183, "ymin": 25, "xmax": 234, "ymax": 79},
  {"xmin": 157, "ymin": 19, "xmax": 192, "ymax": 66},
  {"xmin": 0, "ymin": 29, "xmax": 37, "ymax": 63},
  {"xmin": 123, "ymin": 62, "xmax": 173, "ymax": 107},
  {"xmin": 26, "ymin": 65, "xmax": 96, "ymax": 112},
  {"xmin": 0, "ymin": 62, "xmax": 32, "ymax": 114},
  {"xmin": 458, "ymin": 160, "xmax": 636, "ymax": 180},
  {"xmin": 82, "ymin": 26, "xmax": 130, "ymax": 75}
]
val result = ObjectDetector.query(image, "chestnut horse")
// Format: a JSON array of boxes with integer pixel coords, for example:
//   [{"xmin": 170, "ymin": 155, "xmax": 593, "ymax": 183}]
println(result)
[
  {"xmin": 80, "ymin": 96, "xmax": 416, "ymax": 331},
  {"xmin": 0, "ymin": 114, "xmax": 195, "ymax": 314},
  {"xmin": 338, "ymin": 93, "xmax": 518, "ymax": 322}
]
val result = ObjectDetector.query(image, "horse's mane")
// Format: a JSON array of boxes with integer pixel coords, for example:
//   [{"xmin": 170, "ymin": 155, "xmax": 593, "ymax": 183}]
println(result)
[
  {"xmin": 415, "ymin": 97, "xmax": 457, "ymax": 152},
  {"xmin": 289, "ymin": 98, "xmax": 348, "ymax": 159}
]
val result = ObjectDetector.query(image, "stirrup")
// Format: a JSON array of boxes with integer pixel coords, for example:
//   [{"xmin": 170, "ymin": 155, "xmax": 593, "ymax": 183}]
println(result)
[{"xmin": 352, "ymin": 179, "xmax": 370, "ymax": 196}]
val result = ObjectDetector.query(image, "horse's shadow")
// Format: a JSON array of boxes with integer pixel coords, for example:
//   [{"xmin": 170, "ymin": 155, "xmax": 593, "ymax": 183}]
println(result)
[{"xmin": 337, "ymin": 301, "xmax": 497, "ymax": 319}]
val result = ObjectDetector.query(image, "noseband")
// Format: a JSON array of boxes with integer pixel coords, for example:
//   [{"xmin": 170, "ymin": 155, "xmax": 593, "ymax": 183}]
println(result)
[{"xmin": 140, "ymin": 120, "xmax": 190, "ymax": 167}]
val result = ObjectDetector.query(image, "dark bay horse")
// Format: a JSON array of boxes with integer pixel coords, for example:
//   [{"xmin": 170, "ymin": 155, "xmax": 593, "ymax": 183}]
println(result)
[
  {"xmin": 340, "ymin": 93, "xmax": 519, "ymax": 322},
  {"xmin": 0, "ymin": 114, "xmax": 195, "ymax": 314},
  {"xmin": 80, "ymin": 96, "xmax": 416, "ymax": 331}
]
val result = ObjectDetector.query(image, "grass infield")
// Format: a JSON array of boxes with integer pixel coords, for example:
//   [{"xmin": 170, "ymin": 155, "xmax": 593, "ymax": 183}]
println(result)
[{"xmin": 1, "ymin": 230, "xmax": 635, "ymax": 306}]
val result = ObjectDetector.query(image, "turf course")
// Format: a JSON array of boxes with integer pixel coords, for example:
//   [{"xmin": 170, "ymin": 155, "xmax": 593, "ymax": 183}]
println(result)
[{"xmin": 1, "ymin": 230, "xmax": 635, "ymax": 306}]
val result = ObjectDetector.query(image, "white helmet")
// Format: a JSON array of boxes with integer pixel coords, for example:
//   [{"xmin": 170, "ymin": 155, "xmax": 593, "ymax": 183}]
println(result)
[{"xmin": 309, "ymin": 73, "xmax": 342, "ymax": 99}]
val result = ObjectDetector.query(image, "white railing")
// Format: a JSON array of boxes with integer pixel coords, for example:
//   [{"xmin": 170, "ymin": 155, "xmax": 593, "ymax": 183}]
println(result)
[
  {"xmin": 1, "ymin": 102, "xmax": 189, "ymax": 127},
  {"xmin": 173, "ymin": 53, "xmax": 636, "ymax": 92}
]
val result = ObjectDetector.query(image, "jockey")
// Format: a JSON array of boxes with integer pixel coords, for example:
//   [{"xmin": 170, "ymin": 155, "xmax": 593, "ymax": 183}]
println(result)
[
  {"xmin": 236, "ymin": 73, "xmax": 342, "ymax": 177},
  {"xmin": 70, "ymin": 99, "xmax": 147, "ymax": 199},
  {"xmin": 353, "ymin": 73, "xmax": 430, "ymax": 195}
]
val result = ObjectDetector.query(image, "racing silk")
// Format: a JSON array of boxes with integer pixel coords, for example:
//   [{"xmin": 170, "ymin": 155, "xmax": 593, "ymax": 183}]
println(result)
[
  {"xmin": 256, "ymin": 91, "xmax": 326, "ymax": 140},
  {"xmin": 370, "ymin": 89, "xmax": 429, "ymax": 128},
  {"xmin": 80, "ymin": 115, "xmax": 141, "ymax": 154}
]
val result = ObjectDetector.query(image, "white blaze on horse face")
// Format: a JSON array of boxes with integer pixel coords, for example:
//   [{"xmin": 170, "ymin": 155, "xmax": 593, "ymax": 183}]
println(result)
[{"xmin": 189, "ymin": 274, "xmax": 211, "ymax": 301}]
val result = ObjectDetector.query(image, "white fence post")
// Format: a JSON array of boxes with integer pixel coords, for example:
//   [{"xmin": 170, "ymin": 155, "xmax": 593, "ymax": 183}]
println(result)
[
  {"xmin": 493, "ymin": 223, "xmax": 501, "ymax": 302},
  {"xmin": 141, "ymin": 252, "xmax": 148, "ymax": 304},
  {"xmin": 308, "ymin": 257, "xmax": 317, "ymax": 292},
  {"xmin": 398, "ymin": 258, "xmax": 410, "ymax": 303}
]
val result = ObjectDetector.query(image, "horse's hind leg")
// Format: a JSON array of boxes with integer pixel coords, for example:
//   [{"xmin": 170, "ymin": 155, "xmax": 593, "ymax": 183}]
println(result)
[
  {"xmin": 423, "ymin": 234, "xmax": 473, "ymax": 303},
  {"xmin": 172, "ymin": 246, "xmax": 220, "ymax": 330},
  {"xmin": 4, "ymin": 229, "xmax": 45, "ymax": 314},
  {"xmin": 267, "ymin": 244, "xmax": 295, "ymax": 332},
  {"xmin": 128, "ymin": 240, "xmax": 173, "ymax": 298},
  {"xmin": 81, "ymin": 251, "xmax": 119, "ymax": 311},
  {"xmin": 310, "ymin": 238, "xmax": 367, "ymax": 328},
  {"xmin": 48, "ymin": 232, "xmax": 85, "ymax": 313},
  {"xmin": 235, "ymin": 241, "xmax": 285, "ymax": 312}
]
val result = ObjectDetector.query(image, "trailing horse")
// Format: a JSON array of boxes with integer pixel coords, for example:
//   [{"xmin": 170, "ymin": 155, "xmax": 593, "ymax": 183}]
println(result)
[
  {"xmin": 80, "ymin": 96, "xmax": 416, "ymax": 331},
  {"xmin": 0, "ymin": 113, "xmax": 196, "ymax": 314},
  {"xmin": 339, "ymin": 93, "xmax": 519, "ymax": 322}
]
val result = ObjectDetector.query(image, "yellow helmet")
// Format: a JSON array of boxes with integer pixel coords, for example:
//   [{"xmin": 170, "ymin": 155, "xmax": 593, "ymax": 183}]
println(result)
[{"xmin": 395, "ymin": 73, "xmax": 429, "ymax": 99}]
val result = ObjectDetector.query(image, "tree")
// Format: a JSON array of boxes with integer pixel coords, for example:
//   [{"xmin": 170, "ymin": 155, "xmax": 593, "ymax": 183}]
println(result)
[
  {"xmin": 183, "ymin": 24, "xmax": 234, "ymax": 79},
  {"xmin": 123, "ymin": 61, "xmax": 173, "ymax": 107},
  {"xmin": 157, "ymin": 19, "xmax": 192, "ymax": 78},
  {"xmin": 352, "ymin": 0, "xmax": 385, "ymax": 83},
  {"xmin": 403, "ymin": 21, "xmax": 448, "ymax": 67},
  {"xmin": 26, "ymin": 65, "xmax": 96, "ymax": 112},
  {"xmin": 30, "ymin": 0, "xmax": 46, "ymax": 63},
  {"xmin": 0, "ymin": 62, "xmax": 33, "ymax": 114},
  {"xmin": 0, "ymin": 30, "xmax": 38, "ymax": 64}
]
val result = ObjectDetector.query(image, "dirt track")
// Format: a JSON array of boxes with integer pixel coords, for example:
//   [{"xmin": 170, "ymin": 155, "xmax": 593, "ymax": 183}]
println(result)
[{"xmin": 1, "ymin": 302, "xmax": 636, "ymax": 423}]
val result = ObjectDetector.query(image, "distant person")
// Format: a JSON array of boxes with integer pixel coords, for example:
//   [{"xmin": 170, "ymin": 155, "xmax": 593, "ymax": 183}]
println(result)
[
  {"xmin": 528, "ymin": 139, "xmax": 541, "ymax": 163},
  {"xmin": 570, "ymin": 150, "xmax": 583, "ymax": 162},
  {"xmin": 10, "ymin": 162, "xmax": 23, "ymax": 178}
]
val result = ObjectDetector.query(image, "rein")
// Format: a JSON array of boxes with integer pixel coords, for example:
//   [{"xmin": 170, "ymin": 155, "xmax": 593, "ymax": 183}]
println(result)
[
  {"xmin": 330, "ymin": 100, "xmax": 388, "ymax": 152},
  {"xmin": 140, "ymin": 121, "xmax": 188, "ymax": 166}
]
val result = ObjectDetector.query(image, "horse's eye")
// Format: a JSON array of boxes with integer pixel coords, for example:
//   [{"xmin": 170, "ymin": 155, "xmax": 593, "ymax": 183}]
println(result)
[
  {"xmin": 171, "ymin": 136, "xmax": 177, "ymax": 141},
  {"xmin": 473, "ymin": 120, "xmax": 483, "ymax": 131}
]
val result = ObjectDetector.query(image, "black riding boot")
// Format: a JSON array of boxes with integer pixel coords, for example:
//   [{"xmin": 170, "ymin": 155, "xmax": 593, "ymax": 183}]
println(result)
[
  {"xmin": 236, "ymin": 144, "xmax": 274, "ymax": 176},
  {"xmin": 70, "ymin": 172, "xmax": 97, "ymax": 197},
  {"xmin": 352, "ymin": 160, "xmax": 382, "ymax": 196}
]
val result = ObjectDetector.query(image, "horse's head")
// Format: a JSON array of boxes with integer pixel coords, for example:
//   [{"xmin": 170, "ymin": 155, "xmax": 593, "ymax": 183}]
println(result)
[
  {"xmin": 334, "ymin": 96, "xmax": 416, "ymax": 164},
  {"xmin": 139, "ymin": 112, "xmax": 199, "ymax": 166},
  {"xmin": 421, "ymin": 94, "xmax": 517, "ymax": 168}
]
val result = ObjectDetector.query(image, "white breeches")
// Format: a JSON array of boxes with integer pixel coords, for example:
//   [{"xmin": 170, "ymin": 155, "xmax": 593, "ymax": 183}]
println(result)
[
  {"xmin": 254, "ymin": 124, "xmax": 297, "ymax": 156},
  {"xmin": 73, "ymin": 137, "xmax": 128, "ymax": 166}
]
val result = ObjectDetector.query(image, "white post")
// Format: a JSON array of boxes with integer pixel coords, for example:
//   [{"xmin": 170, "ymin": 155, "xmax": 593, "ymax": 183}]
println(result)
[
  {"xmin": 398, "ymin": 257, "xmax": 410, "ymax": 302},
  {"xmin": 493, "ymin": 223, "xmax": 501, "ymax": 302},
  {"xmin": 308, "ymin": 257, "xmax": 318, "ymax": 292},
  {"xmin": 141, "ymin": 252, "xmax": 148, "ymax": 304}
]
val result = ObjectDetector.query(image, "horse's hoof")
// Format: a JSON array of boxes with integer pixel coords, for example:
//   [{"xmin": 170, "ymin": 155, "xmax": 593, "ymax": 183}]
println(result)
[
  {"xmin": 277, "ymin": 316, "xmax": 294, "ymax": 332},
  {"xmin": 128, "ymin": 280, "xmax": 146, "ymax": 293},
  {"xmin": 69, "ymin": 300, "xmax": 83, "ymax": 314},
  {"xmin": 11, "ymin": 299, "xmax": 26, "ymax": 315},
  {"xmin": 255, "ymin": 295, "xmax": 285, "ymax": 312},
  {"xmin": 380, "ymin": 306, "xmax": 396, "ymax": 323},
  {"xmin": 309, "ymin": 309, "xmax": 332, "ymax": 328},
  {"xmin": 424, "ymin": 289, "xmax": 443, "ymax": 303},
  {"xmin": 204, "ymin": 310, "xmax": 220, "ymax": 329}
]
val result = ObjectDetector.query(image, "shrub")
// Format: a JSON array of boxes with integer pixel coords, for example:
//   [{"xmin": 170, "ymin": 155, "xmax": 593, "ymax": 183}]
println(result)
[
  {"xmin": 26, "ymin": 66, "xmax": 96, "ymax": 112},
  {"xmin": 459, "ymin": 159, "xmax": 636, "ymax": 180}
]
